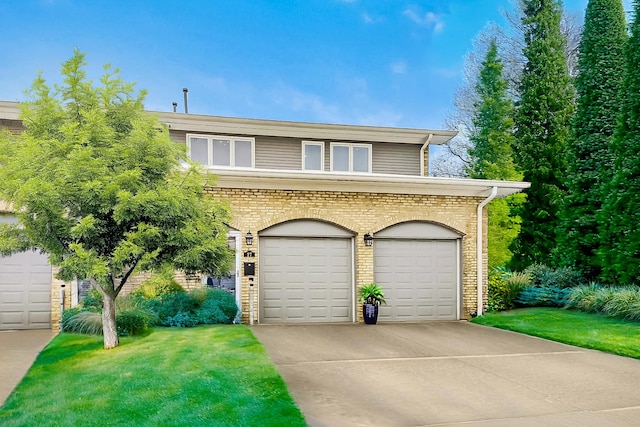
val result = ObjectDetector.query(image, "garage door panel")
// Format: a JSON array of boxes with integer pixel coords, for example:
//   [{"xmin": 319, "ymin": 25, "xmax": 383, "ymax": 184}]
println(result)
[
  {"xmin": 1, "ymin": 250, "xmax": 52, "ymax": 330},
  {"xmin": 261, "ymin": 237, "xmax": 352, "ymax": 323},
  {"xmin": 375, "ymin": 239, "xmax": 458, "ymax": 321}
]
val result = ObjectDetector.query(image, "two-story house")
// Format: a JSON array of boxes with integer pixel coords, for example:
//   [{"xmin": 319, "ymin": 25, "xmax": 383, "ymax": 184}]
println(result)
[{"xmin": 0, "ymin": 100, "xmax": 529, "ymax": 330}]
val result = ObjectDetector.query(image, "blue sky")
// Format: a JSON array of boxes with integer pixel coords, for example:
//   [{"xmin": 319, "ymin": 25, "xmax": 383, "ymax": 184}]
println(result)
[{"xmin": 0, "ymin": 1, "xmax": 633, "ymax": 129}]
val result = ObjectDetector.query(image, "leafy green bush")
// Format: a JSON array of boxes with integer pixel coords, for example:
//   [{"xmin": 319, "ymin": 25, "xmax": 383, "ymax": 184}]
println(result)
[
  {"xmin": 516, "ymin": 286, "xmax": 571, "ymax": 307},
  {"xmin": 165, "ymin": 311, "xmax": 198, "ymax": 328},
  {"xmin": 150, "ymin": 292, "xmax": 199, "ymax": 326},
  {"xmin": 132, "ymin": 271, "xmax": 185, "ymax": 300},
  {"xmin": 196, "ymin": 289, "xmax": 238, "ymax": 324},
  {"xmin": 487, "ymin": 268, "xmax": 529, "ymax": 311},
  {"xmin": 81, "ymin": 289, "xmax": 104, "ymax": 311},
  {"xmin": 487, "ymin": 272, "xmax": 508, "ymax": 312},
  {"xmin": 116, "ymin": 310, "xmax": 149, "ymax": 336},
  {"xmin": 523, "ymin": 264, "xmax": 584, "ymax": 289},
  {"xmin": 150, "ymin": 288, "xmax": 238, "ymax": 326}
]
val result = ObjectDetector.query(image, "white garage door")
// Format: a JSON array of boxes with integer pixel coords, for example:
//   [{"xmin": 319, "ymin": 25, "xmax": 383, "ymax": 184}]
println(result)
[
  {"xmin": 374, "ymin": 222, "xmax": 460, "ymax": 321},
  {"xmin": 0, "ymin": 250, "xmax": 52, "ymax": 330},
  {"xmin": 259, "ymin": 220, "xmax": 353, "ymax": 323}
]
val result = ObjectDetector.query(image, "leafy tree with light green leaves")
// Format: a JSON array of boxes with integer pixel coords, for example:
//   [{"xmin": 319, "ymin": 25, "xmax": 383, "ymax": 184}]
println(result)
[
  {"xmin": 0, "ymin": 50, "xmax": 233, "ymax": 349},
  {"xmin": 598, "ymin": 1, "xmax": 640, "ymax": 284},
  {"xmin": 510, "ymin": 0, "xmax": 576, "ymax": 271},
  {"xmin": 558, "ymin": 0, "xmax": 627, "ymax": 281},
  {"xmin": 466, "ymin": 40, "xmax": 524, "ymax": 268}
]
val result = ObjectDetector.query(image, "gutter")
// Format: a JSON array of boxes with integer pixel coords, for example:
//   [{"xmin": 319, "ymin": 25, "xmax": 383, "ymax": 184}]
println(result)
[
  {"xmin": 476, "ymin": 186, "xmax": 498, "ymax": 317},
  {"xmin": 420, "ymin": 133, "xmax": 433, "ymax": 176}
]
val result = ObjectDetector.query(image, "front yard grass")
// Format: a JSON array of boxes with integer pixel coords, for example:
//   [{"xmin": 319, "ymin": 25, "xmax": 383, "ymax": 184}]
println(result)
[
  {"xmin": 472, "ymin": 307, "xmax": 640, "ymax": 359},
  {"xmin": 0, "ymin": 326, "xmax": 306, "ymax": 427}
]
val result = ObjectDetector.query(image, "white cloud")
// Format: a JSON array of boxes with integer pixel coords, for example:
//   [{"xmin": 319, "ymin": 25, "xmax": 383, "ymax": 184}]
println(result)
[
  {"xmin": 391, "ymin": 61, "xmax": 407, "ymax": 74},
  {"xmin": 403, "ymin": 7, "xmax": 445, "ymax": 33}
]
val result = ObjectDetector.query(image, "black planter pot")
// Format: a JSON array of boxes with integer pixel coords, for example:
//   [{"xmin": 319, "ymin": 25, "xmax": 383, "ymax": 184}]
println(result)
[{"xmin": 362, "ymin": 303, "xmax": 379, "ymax": 325}]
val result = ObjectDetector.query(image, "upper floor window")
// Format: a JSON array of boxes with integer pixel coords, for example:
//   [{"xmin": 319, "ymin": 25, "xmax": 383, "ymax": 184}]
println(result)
[
  {"xmin": 302, "ymin": 141, "xmax": 324, "ymax": 171},
  {"xmin": 187, "ymin": 134, "xmax": 255, "ymax": 168},
  {"xmin": 330, "ymin": 143, "xmax": 372, "ymax": 173}
]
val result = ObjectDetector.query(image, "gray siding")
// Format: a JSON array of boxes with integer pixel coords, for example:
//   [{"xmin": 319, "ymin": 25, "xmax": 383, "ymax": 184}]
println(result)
[
  {"xmin": 372, "ymin": 142, "xmax": 421, "ymax": 176},
  {"xmin": 255, "ymin": 136, "xmax": 302, "ymax": 170},
  {"xmin": 174, "ymin": 130, "xmax": 422, "ymax": 176}
]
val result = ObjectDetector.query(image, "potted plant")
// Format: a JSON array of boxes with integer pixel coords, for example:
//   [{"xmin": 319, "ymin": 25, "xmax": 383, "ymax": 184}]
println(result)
[{"xmin": 358, "ymin": 283, "xmax": 386, "ymax": 325}]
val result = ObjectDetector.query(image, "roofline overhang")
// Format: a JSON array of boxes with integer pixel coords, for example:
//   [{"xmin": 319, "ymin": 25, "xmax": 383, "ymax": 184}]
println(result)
[
  {"xmin": 0, "ymin": 100, "xmax": 458, "ymax": 145},
  {"xmin": 204, "ymin": 167, "xmax": 530, "ymax": 198},
  {"xmin": 156, "ymin": 111, "xmax": 456, "ymax": 145}
]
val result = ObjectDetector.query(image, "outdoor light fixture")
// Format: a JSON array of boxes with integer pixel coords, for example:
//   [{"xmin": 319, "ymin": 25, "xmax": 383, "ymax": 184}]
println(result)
[
  {"xmin": 245, "ymin": 231, "xmax": 254, "ymax": 246},
  {"xmin": 364, "ymin": 233, "xmax": 373, "ymax": 247}
]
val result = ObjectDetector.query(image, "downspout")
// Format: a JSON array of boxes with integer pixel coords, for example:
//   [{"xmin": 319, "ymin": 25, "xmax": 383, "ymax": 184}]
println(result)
[
  {"xmin": 420, "ymin": 133, "xmax": 433, "ymax": 176},
  {"xmin": 476, "ymin": 186, "xmax": 498, "ymax": 317}
]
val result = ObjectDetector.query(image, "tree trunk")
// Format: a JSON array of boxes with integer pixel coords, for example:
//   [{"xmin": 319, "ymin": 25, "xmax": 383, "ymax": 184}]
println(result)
[{"xmin": 102, "ymin": 293, "xmax": 119, "ymax": 349}]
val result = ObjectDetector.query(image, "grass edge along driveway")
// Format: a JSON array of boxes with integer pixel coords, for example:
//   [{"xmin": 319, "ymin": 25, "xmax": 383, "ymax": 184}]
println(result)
[
  {"xmin": 472, "ymin": 307, "xmax": 640, "ymax": 359},
  {"xmin": 0, "ymin": 325, "xmax": 306, "ymax": 427}
]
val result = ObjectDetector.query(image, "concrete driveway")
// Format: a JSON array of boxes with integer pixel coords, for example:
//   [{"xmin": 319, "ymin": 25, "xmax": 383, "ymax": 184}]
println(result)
[
  {"xmin": 0, "ymin": 330, "xmax": 54, "ymax": 407},
  {"xmin": 252, "ymin": 322, "xmax": 640, "ymax": 427}
]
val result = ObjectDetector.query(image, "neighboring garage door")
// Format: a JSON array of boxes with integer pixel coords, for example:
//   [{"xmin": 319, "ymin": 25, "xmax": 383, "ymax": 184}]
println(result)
[
  {"xmin": 374, "ymin": 221, "xmax": 461, "ymax": 321},
  {"xmin": 259, "ymin": 220, "xmax": 354, "ymax": 323},
  {"xmin": 0, "ymin": 214, "xmax": 52, "ymax": 330}
]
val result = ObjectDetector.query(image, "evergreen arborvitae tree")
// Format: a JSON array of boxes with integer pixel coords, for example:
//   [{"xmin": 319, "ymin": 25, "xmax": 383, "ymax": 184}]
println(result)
[
  {"xmin": 510, "ymin": 0, "xmax": 576, "ymax": 271},
  {"xmin": 599, "ymin": 1, "xmax": 640, "ymax": 284},
  {"xmin": 467, "ymin": 40, "xmax": 524, "ymax": 268},
  {"xmin": 558, "ymin": 0, "xmax": 627, "ymax": 280}
]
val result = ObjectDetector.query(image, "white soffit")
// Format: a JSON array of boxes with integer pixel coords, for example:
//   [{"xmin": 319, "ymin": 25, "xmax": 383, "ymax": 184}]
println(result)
[{"xmin": 207, "ymin": 168, "xmax": 530, "ymax": 198}]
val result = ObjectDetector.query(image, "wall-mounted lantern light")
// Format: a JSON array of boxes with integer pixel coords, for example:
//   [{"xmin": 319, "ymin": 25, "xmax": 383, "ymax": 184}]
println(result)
[
  {"xmin": 364, "ymin": 233, "xmax": 373, "ymax": 247},
  {"xmin": 245, "ymin": 231, "xmax": 254, "ymax": 246}
]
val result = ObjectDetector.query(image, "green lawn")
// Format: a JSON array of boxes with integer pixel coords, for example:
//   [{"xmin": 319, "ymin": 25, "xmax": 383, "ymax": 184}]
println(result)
[
  {"xmin": 0, "ymin": 326, "xmax": 306, "ymax": 427},
  {"xmin": 472, "ymin": 307, "xmax": 640, "ymax": 359}
]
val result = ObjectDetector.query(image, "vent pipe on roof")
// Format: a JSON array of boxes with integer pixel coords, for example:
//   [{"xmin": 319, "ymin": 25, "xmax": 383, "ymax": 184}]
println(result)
[
  {"xmin": 172, "ymin": 102, "xmax": 177, "ymax": 113},
  {"xmin": 183, "ymin": 88, "xmax": 189, "ymax": 114}
]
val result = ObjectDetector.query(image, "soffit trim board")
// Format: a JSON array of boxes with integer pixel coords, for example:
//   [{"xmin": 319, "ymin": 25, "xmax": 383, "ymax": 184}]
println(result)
[{"xmin": 207, "ymin": 169, "xmax": 530, "ymax": 198}]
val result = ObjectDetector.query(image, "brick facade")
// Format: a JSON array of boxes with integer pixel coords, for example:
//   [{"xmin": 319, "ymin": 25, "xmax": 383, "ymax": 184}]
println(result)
[
  {"xmin": 48, "ymin": 185, "xmax": 490, "ymax": 331},
  {"xmin": 204, "ymin": 186, "xmax": 487, "ymax": 324}
]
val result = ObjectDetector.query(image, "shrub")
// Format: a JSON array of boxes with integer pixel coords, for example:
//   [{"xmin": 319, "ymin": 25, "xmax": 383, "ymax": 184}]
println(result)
[
  {"xmin": 196, "ymin": 289, "xmax": 238, "ymax": 324},
  {"xmin": 62, "ymin": 310, "xmax": 103, "ymax": 335},
  {"xmin": 81, "ymin": 289, "xmax": 104, "ymax": 311},
  {"xmin": 504, "ymin": 272, "xmax": 531, "ymax": 307},
  {"xmin": 487, "ymin": 272, "xmax": 508, "ymax": 312},
  {"xmin": 164, "ymin": 311, "xmax": 198, "ymax": 328},
  {"xmin": 566, "ymin": 283, "xmax": 602, "ymax": 312},
  {"xmin": 132, "ymin": 272, "xmax": 185, "ymax": 300},
  {"xmin": 523, "ymin": 264, "xmax": 584, "ymax": 289},
  {"xmin": 116, "ymin": 310, "xmax": 149, "ymax": 336},
  {"xmin": 61, "ymin": 307, "xmax": 85, "ymax": 332},
  {"xmin": 151, "ymin": 292, "xmax": 199, "ymax": 326},
  {"xmin": 602, "ymin": 287, "xmax": 640, "ymax": 321},
  {"xmin": 487, "ymin": 269, "xmax": 529, "ymax": 311},
  {"xmin": 516, "ymin": 286, "xmax": 571, "ymax": 307}
]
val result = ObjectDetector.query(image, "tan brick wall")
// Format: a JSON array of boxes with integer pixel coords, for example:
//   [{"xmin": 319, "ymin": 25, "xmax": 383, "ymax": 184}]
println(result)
[
  {"xmin": 205, "ymin": 187, "xmax": 486, "ymax": 323},
  {"xmin": 50, "ymin": 268, "xmax": 73, "ymax": 332},
  {"xmin": 48, "ymin": 187, "xmax": 489, "ymax": 329}
]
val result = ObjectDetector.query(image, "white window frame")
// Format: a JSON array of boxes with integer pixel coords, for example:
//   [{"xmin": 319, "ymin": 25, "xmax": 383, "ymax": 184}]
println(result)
[
  {"xmin": 302, "ymin": 141, "xmax": 325, "ymax": 171},
  {"xmin": 329, "ymin": 142, "xmax": 372, "ymax": 173},
  {"xmin": 186, "ymin": 134, "xmax": 255, "ymax": 168}
]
